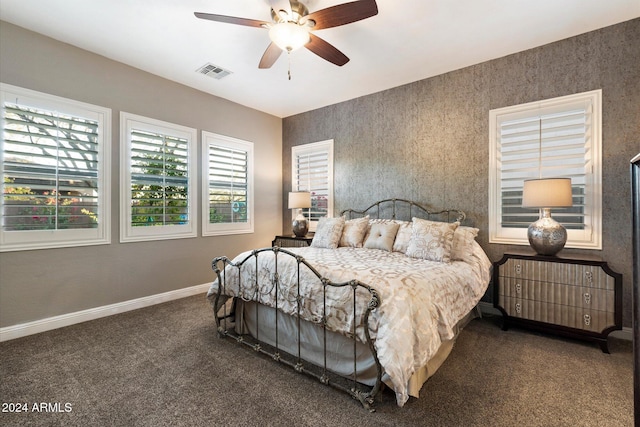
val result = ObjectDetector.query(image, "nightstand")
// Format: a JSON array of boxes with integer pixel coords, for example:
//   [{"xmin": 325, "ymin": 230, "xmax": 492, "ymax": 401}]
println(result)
[
  {"xmin": 493, "ymin": 251, "xmax": 622, "ymax": 353},
  {"xmin": 272, "ymin": 235, "xmax": 313, "ymax": 248}
]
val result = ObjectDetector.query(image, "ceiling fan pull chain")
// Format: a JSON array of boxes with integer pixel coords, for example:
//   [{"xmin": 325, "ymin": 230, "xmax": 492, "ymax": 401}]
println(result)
[{"xmin": 287, "ymin": 49, "xmax": 292, "ymax": 80}]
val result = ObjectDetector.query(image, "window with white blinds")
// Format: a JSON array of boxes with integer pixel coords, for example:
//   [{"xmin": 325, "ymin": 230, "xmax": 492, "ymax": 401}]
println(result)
[
  {"xmin": 202, "ymin": 132, "xmax": 253, "ymax": 236},
  {"xmin": 0, "ymin": 84, "xmax": 111, "ymax": 252},
  {"xmin": 489, "ymin": 90, "xmax": 602, "ymax": 249},
  {"xmin": 292, "ymin": 140, "xmax": 334, "ymax": 229},
  {"xmin": 120, "ymin": 113, "xmax": 197, "ymax": 242}
]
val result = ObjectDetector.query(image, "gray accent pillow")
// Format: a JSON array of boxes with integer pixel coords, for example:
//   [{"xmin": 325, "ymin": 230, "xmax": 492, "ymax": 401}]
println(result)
[
  {"xmin": 311, "ymin": 217, "xmax": 345, "ymax": 249},
  {"xmin": 364, "ymin": 222, "xmax": 400, "ymax": 252},
  {"xmin": 406, "ymin": 218, "xmax": 459, "ymax": 263}
]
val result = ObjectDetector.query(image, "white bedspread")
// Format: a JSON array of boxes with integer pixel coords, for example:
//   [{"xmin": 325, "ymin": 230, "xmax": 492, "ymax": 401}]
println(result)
[{"xmin": 208, "ymin": 242, "xmax": 491, "ymax": 406}]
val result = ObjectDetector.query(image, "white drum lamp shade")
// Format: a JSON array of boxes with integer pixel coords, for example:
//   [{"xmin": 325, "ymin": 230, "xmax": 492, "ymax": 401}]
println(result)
[{"xmin": 522, "ymin": 178, "xmax": 573, "ymax": 208}]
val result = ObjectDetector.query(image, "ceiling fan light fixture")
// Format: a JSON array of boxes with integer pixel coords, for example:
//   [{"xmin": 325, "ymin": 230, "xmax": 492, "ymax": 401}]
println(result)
[{"xmin": 269, "ymin": 22, "xmax": 310, "ymax": 52}]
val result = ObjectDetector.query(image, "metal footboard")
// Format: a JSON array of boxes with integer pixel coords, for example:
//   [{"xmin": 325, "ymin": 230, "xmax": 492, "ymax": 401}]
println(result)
[{"xmin": 211, "ymin": 247, "xmax": 383, "ymax": 412}]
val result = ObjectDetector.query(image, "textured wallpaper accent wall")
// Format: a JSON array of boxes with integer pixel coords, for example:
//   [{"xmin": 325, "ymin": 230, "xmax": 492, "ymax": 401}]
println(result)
[{"xmin": 283, "ymin": 19, "xmax": 640, "ymax": 326}]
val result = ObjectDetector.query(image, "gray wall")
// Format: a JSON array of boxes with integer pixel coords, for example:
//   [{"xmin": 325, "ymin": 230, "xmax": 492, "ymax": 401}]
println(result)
[
  {"xmin": 283, "ymin": 19, "xmax": 640, "ymax": 327},
  {"xmin": 0, "ymin": 22, "xmax": 282, "ymax": 328}
]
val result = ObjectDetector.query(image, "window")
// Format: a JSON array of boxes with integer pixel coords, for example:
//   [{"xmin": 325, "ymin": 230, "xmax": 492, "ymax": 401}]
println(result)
[
  {"xmin": 202, "ymin": 132, "xmax": 254, "ymax": 236},
  {"xmin": 292, "ymin": 140, "xmax": 334, "ymax": 230},
  {"xmin": 1, "ymin": 84, "xmax": 111, "ymax": 252},
  {"xmin": 120, "ymin": 113, "xmax": 197, "ymax": 242},
  {"xmin": 489, "ymin": 90, "xmax": 602, "ymax": 249}
]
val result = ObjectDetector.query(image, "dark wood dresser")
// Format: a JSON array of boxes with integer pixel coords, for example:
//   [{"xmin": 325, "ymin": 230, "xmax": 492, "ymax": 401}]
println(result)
[{"xmin": 493, "ymin": 251, "xmax": 622, "ymax": 353}]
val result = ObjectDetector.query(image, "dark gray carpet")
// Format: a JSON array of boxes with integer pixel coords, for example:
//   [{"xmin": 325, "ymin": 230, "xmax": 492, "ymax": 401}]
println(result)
[{"xmin": 0, "ymin": 295, "xmax": 633, "ymax": 426}]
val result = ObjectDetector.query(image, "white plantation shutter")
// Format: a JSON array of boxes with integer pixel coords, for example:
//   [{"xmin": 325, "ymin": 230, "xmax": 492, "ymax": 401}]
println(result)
[
  {"xmin": 1, "ymin": 83, "xmax": 111, "ymax": 252},
  {"xmin": 489, "ymin": 90, "xmax": 601, "ymax": 249},
  {"xmin": 3, "ymin": 103, "xmax": 100, "ymax": 230},
  {"xmin": 207, "ymin": 145, "xmax": 248, "ymax": 222},
  {"xmin": 202, "ymin": 132, "xmax": 253, "ymax": 236},
  {"xmin": 129, "ymin": 130, "xmax": 189, "ymax": 226},
  {"xmin": 120, "ymin": 112, "xmax": 197, "ymax": 242},
  {"xmin": 292, "ymin": 140, "xmax": 334, "ymax": 226}
]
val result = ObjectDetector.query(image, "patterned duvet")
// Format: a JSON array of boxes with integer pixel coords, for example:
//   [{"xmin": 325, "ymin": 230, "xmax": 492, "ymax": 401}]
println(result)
[{"xmin": 208, "ymin": 241, "xmax": 491, "ymax": 406}]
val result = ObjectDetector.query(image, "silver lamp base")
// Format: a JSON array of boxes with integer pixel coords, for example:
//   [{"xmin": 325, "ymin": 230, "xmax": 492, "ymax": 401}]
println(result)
[
  {"xmin": 292, "ymin": 212, "xmax": 308, "ymax": 237},
  {"xmin": 527, "ymin": 208, "xmax": 567, "ymax": 256}
]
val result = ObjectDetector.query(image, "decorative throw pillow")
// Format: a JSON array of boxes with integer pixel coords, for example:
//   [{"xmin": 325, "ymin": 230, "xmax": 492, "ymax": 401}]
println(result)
[
  {"xmin": 311, "ymin": 217, "xmax": 345, "ymax": 249},
  {"xmin": 363, "ymin": 218, "xmax": 395, "ymax": 243},
  {"xmin": 364, "ymin": 222, "xmax": 400, "ymax": 252},
  {"xmin": 392, "ymin": 221, "xmax": 412, "ymax": 253},
  {"xmin": 406, "ymin": 218, "xmax": 459, "ymax": 263},
  {"xmin": 451, "ymin": 226, "xmax": 480, "ymax": 263},
  {"xmin": 339, "ymin": 216, "xmax": 369, "ymax": 248}
]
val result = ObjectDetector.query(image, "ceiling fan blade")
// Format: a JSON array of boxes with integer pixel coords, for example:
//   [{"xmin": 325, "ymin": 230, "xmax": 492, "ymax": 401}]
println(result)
[
  {"xmin": 269, "ymin": 0, "xmax": 292, "ymax": 18},
  {"xmin": 302, "ymin": 0, "xmax": 378, "ymax": 30},
  {"xmin": 305, "ymin": 33, "xmax": 349, "ymax": 66},
  {"xmin": 194, "ymin": 12, "xmax": 269, "ymax": 28},
  {"xmin": 259, "ymin": 42, "xmax": 283, "ymax": 69}
]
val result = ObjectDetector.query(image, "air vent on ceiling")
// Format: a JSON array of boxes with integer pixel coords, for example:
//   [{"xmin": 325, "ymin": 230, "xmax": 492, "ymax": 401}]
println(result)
[{"xmin": 196, "ymin": 63, "xmax": 232, "ymax": 80}]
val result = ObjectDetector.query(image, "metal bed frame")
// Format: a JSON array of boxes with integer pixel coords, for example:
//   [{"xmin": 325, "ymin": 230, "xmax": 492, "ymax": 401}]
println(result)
[
  {"xmin": 210, "ymin": 198, "xmax": 466, "ymax": 411},
  {"xmin": 340, "ymin": 198, "xmax": 465, "ymax": 223},
  {"xmin": 212, "ymin": 248, "xmax": 382, "ymax": 411}
]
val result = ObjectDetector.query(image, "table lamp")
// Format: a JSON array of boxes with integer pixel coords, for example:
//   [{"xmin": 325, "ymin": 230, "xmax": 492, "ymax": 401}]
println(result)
[
  {"xmin": 522, "ymin": 178, "xmax": 573, "ymax": 256},
  {"xmin": 288, "ymin": 191, "xmax": 311, "ymax": 237}
]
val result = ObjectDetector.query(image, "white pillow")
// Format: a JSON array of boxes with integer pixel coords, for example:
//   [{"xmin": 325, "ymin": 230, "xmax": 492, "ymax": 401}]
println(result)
[
  {"xmin": 339, "ymin": 216, "xmax": 369, "ymax": 248},
  {"xmin": 311, "ymin": 217, "xmax": 345, "ymax": 249},
  {"xmin": 451, "ymin": 226, "xmax": 479, "ymax": 263},
  {"xmin": 406, "ymin": 218, "xmax": 459, "ymax": 263},
  {"xmin": 364, "ymin": 222, "xmax": 400, "ymax": 252}
]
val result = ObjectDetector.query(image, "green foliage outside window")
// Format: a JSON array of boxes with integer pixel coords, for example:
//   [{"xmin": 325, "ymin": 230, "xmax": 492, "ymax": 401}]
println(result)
[
  {"xmin": 3, "ymin": 177, "xmax": 98, "ymax": 230},
  {"xmin": 130, "ymin": 148, "xmax": 188, "ymax": 227}
]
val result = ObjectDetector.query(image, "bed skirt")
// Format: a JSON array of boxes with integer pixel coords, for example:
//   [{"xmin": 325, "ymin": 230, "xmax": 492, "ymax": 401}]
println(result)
[{"xmin": 230, "ymin": 300, "xmax": 480, "ymax": 399}]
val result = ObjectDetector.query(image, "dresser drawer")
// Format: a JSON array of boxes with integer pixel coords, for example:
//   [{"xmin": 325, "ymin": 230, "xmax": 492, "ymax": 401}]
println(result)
[
  {"xmin": 499, "ymin": 296, "xmax": 614, "ymax": 333},
  {"xmin": 498, "ymin": 276, "xmax": 614, "ymax": 311},
  {"xmin": 500, "ymin": 258, "xmax": 615, "ymax": 290}
]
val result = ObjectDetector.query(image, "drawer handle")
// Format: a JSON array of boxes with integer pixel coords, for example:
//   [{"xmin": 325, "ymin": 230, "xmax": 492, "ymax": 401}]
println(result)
[
  {"xmin": 516, "ymin": 283, "xmax": 522, "ymax": 294},
  {"xmin": 515, "ymin": 303, "xmax": 522, "ymax": 314},
  {"xmin": 515, "ymin": 264, "xmax": 522, "ymax": 275},
  {"xmin": 583, "ymin": 314, "xmax": 591, "ymax": 326},
  {"xmin": 585, "ymin": 271, "xmax": 593, "ymax": 284},
  {"xmin": 583, "ymin": 292, "xmax": 591, "ymax": 305}
]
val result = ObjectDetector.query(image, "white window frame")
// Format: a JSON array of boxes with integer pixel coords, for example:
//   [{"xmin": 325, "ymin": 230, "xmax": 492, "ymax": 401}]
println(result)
[
  {"xmin": 201, "ymin": 132, "xmax": 254, "ymax": 236},
  {"xmin": 291, "ymin": 139, "xmax": 334, "ymax": 232},
  {"xmin": 120, "ymin": 112, "xmax": 197, "ymax": 242},
  {"xmin": 0, "ymin": 83, "xmax": 111, "ymax": 252},
  {"xmin": 489, "ymin": 90, "xmax": 602, "ymax": 249}
]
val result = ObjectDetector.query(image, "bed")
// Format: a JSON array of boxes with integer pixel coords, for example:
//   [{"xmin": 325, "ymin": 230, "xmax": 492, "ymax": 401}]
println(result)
[{"xmin": 208, "ymin": 199, "xmax": 491, "ymax": 411}]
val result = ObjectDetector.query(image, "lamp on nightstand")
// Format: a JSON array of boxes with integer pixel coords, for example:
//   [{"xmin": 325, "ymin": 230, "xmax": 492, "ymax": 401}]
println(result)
[
  {"xmin": 522, "ymin": 178, "xmax": 573, "ymax": 256},
  {"xmin": 288, "ymin": 191, "xmax": 311, "ymax": 237}
]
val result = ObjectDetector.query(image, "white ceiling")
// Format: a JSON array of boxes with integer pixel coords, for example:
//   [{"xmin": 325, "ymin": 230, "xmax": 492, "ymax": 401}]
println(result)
[{"xmin": 1, "ymin": 0, "xmax": 638, "ymax": 118}]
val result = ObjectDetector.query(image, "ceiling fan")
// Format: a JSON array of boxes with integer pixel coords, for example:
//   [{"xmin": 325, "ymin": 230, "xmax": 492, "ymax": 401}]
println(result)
[{"xmin": 194, "ymin": 0, "xmax": 378, "ymax": 70}]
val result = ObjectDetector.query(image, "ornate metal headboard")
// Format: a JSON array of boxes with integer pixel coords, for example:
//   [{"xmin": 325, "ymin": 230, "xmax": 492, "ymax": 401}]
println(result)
[{"xmin": 340, "ymin": 198, "xmax": 465, "ymax": 223}]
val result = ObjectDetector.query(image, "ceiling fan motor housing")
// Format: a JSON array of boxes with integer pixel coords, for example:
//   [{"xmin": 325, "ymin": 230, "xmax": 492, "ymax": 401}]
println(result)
[{"xmin": 271, "ymin": 1, "xmax": 310, "ymax": 24}]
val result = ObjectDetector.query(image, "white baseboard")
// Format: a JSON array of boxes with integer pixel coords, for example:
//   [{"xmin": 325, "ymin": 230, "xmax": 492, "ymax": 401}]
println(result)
[
  {"xmin": 0, "ymin": 283, "xmax": 211, "ymax": 342},
  {"xmin": 478, "ymin": 301, "xmax": 633, "ymax": 341},
  {"xmin": 2, "ymin": 291, "xmax": 632, "ymax": 343}
]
